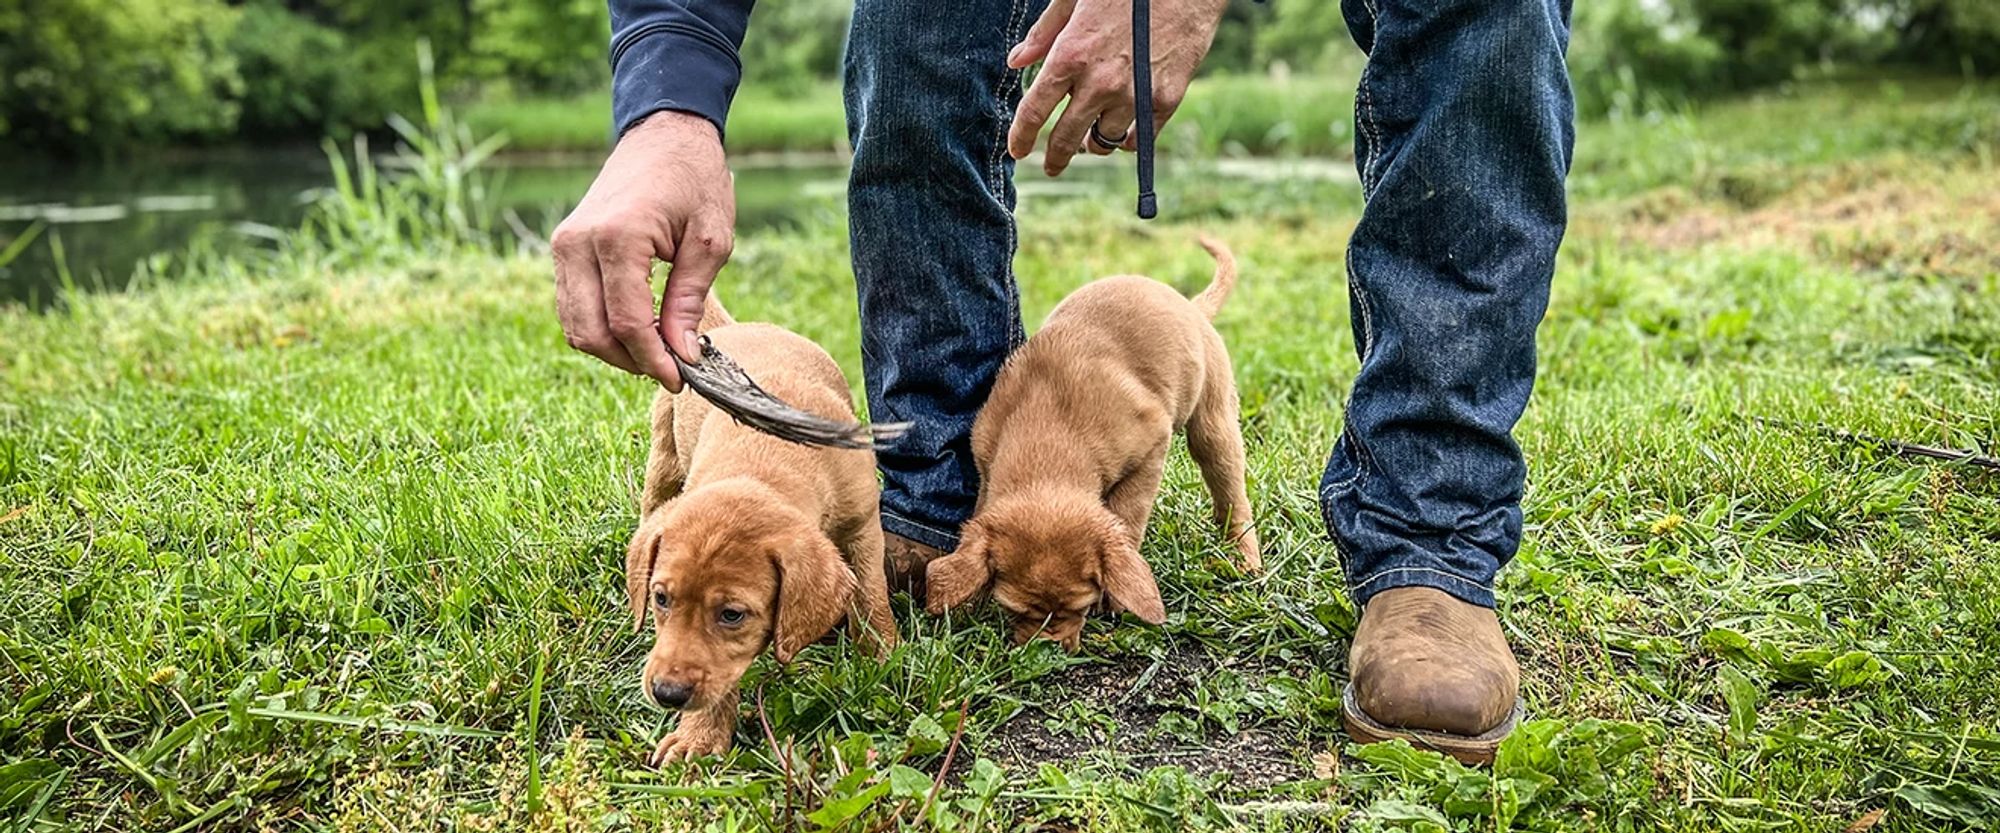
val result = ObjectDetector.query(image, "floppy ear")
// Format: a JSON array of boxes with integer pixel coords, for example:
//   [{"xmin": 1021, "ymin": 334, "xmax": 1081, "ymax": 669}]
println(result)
[
  {"xmin": 925, "ymin": 522, "xmax": 993, "ymax": 615},
  {"xmin": 624, "ymin": 524, "xmax": 664, "ymax": 631},
  {"xmin": 772, "ymin": 533, "xmax": 857, "ymax": 665},
  {"xmin": 1097, "ymin": 521, "xmax": 1165, "ymax": 625}
]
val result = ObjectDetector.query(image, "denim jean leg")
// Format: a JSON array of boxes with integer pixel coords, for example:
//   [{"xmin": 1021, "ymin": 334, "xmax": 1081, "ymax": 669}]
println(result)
[
  {"xmin": 1321, "ymin": 0, "xmax": 1576, "ymax": 608},
  {"xmin": 844, "ymin": 0, "xmax": 1046, "ymax": 552}
]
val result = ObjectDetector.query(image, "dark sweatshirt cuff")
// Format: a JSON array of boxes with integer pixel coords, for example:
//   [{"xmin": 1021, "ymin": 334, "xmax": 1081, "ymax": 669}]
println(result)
[{"xmin": 611, "ymin": 25, "xmax": 743, "ymax": 139}]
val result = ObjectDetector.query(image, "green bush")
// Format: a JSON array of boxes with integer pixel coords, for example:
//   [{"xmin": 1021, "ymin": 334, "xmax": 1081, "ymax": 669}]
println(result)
[
  {"xmin": 1570, "ymin": 0, "xmax": 1730, "ymax": 116},
  {"xmin": 0, "ymin": 0, "xmax": 242, "ymax": 147},
  {"xmin": 1569, "ymin": 0, "xmax": 2000, "ymax": 117},
  {"xmin": 6, "ymin": 0, "xmax": 1999, "ymax": 151},
  {"xmin": 1883, "ymin": 0, "xmax": 2000, "ymax": 71},
  {"xmin": 1249, "ymin": 0, "xmax": 1356, "ymax": 73},
  {"xmin": 229, "ymin": 3, "xmax": 385, "ymax": 137},
  {"xmin": 464, "ymin": 0, "xmax": 610, "ymax": 95},
  {"xmin": 737, "ymin": 0, "xmax": 852, "ymax": 94}
]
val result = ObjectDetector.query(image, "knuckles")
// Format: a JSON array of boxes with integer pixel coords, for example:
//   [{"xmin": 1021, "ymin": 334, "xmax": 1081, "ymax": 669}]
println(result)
[
  {"xmin": 549, "ymin": 221, "xmax": 598, "ymax": 255},
  {"xmin": 607, "ymin": 316, "xmax": 656, "ymax": 342},
  {"xmin": 564, "ymin": 330, "xmax": 614, "ymax": 356},
  {"xmin": 688, "ymin": 231, "xmax": 734, "ymax": 259}
]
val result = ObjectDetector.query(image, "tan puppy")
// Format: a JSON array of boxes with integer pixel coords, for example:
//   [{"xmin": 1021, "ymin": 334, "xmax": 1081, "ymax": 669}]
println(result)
[
  {"xmin": 926, "ymin": 238, "xmax": 1261, "ymax": 649},
  {"xmin": 625, "ymin": 296, "xmax": 897, "ymax": 764}
]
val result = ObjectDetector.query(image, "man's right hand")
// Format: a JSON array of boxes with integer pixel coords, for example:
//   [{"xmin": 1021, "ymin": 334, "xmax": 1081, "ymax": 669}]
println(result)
[{"xmin": 553, "ymin": 110, "xmax": 735, "ymax": 391}]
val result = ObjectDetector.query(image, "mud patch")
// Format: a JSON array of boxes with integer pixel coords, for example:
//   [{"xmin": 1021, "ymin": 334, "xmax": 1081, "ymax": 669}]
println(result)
[{"xmin": 980, "ymin": 648, "xmax": 1316, "ymax": 792}]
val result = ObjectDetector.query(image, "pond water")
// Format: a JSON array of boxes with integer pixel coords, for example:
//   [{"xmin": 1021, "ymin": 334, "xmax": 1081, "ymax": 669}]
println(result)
[
  {"xmin": 0, "ymin": 148, "xmax": 1350, "ymax": 309},
  {"xmin": 0, "ymin": 147, "xmax": 853, "ymax": 308}
]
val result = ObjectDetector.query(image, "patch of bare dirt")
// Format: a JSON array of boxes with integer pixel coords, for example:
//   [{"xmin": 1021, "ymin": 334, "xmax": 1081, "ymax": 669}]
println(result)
[
  {"xmin": 1584, "ymin": 162, "xmax": 2000, "ymax": 280},
  {"xmin": 981, "ymin": 648, "xmax": 1317, "ymax": 791}
]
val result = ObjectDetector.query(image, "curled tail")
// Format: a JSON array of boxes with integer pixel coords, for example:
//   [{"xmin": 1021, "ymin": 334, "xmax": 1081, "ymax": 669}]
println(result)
[
  {"xmin": 1191, "ymin": 236, "xmax": 1238, "ymax": 319},
  {"xmin": 699, "ymin": 291, "xmax": 736, "ymax": 332}
]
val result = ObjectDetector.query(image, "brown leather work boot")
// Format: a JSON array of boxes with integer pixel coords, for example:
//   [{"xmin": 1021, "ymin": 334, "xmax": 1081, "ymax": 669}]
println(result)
[
  {"xmin": 1343, "ymin": 586, "xmax": 1523, "ymax": 765},
  {"xmin": 884, "ymin": 532, "xmax": 945, "ymax": 602}
]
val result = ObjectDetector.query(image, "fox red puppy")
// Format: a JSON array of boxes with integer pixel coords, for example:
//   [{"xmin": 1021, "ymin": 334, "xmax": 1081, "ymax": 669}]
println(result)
[
  {"xmin": 926, "ymin": 238, "xmax": 1261, "ymax": 649},
  {"xmin": 624, "ymin": 296, "xmax": 897, "ymax": 763}
]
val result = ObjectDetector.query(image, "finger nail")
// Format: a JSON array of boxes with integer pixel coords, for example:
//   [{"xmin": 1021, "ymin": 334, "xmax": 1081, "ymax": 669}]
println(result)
[
  {"xmin": 1007, "ymin": 44, "xmax": 1024, "ymax": 65},
  {"xmin": 682, "ymin": 330, "xmax": 700, "ymax": 360}
]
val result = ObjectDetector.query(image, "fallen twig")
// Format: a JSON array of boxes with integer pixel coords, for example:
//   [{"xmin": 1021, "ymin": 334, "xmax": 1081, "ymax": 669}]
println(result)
[
  {"xmin": 917, "ymin": 698, "xmax": 973, "ymax": 828},
  {"xmin": 1754, "ymin": 417, "xmax": 2000, "ymax": 471},
  {"xmin": 755, "ymin": 687, "xmax": 795, "ymax": 830}
]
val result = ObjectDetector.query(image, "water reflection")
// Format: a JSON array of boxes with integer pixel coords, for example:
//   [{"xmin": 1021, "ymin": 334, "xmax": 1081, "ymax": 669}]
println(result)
[{"xmin": 0, "ymin": 148, "xmax": 1345, "ymax": 309}]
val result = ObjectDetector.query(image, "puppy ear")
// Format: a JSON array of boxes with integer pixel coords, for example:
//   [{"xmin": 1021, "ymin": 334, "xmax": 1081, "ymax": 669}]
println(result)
[
  {"xmin": 1097, "ymin": 521, "xmax": 1165, "ymax": 625},
  {"xmin": 773, "ymin": 534, "xmax": 857, "ymax": 665},
  {"xmin": 624, "ymin": 525, "xmax": 664, "ymax": 631},
  {"xmin": 925, "ymin": 522, "xmax": 993, "ymax": 615}
]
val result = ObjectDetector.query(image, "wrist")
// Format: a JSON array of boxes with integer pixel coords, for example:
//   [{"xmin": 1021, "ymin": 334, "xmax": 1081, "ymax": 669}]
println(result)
[{"xmin": 628, "ymin": 109, "xmax": 722, "ymax": 144}]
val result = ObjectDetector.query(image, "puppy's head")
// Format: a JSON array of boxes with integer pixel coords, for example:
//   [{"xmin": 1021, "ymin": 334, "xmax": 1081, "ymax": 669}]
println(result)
[
  {"xmin": 624, "ymin": 482, "xmax": 855, "ymax": 711},
  {"xmin": 924, "ymin": 492, "xmax": 1165, "ymax": 651}
]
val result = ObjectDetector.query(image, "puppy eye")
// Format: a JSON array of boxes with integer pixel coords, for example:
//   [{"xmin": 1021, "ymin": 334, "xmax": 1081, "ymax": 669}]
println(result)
[
  {"xmin": 652, "ymin": 590, "xmax": 671, "ymax": 610},
  {"xmin": 717, "ymin": 606, "xmax": 747, "ymax": 627}
]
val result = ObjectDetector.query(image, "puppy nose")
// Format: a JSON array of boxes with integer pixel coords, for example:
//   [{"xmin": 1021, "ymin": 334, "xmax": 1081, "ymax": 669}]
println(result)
[{"xmin": 650, "ymin": 679, "xmax": 694, "ymax": 709}]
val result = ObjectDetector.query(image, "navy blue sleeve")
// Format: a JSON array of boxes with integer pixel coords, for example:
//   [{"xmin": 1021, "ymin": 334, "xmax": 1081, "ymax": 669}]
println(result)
[{"xmin": 609, "ymin": 0, "xmax": 757, "ymax": 139}]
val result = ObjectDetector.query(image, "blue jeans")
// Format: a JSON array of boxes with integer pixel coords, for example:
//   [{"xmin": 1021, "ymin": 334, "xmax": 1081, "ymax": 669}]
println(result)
[
  {"xmin": 845, "ymin": 0, "xmax": 1575, "ymax": 611},
  {"xmin": 844, "ymin": 0, "xmax": 1047, "ymax": 552},
  {"xmin": 1320, "ymin": 0, "xmax": 1575, "ymax": 608}
]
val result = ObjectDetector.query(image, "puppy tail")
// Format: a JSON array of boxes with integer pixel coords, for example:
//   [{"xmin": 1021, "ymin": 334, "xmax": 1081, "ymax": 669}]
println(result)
[
  {"xmin": 1191, "ymin": 235, "xmax": 1237, "ymax": 320},
  {"xmin": 698, "ymin": 291, "xmax": 736, "ymax": 332}
]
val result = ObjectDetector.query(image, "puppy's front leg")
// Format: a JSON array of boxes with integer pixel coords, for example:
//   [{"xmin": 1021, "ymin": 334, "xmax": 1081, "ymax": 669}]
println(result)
[
  {"xmin": 648, "ymin": 690, "xmax": 738, "ymax": 765},
  {"xmin": 843, "ymin": 521, "xmax": 900, "ymax": 658},
  {"xmin": 1106, "ymin": 453, "xmax": 1168, "ymax": 548}
]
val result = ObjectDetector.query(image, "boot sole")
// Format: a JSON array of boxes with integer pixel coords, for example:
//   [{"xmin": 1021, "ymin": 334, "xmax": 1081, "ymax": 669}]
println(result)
[{"xmin": 1341, "ymin": 682, "xmax": 1524, "ymax": 766}]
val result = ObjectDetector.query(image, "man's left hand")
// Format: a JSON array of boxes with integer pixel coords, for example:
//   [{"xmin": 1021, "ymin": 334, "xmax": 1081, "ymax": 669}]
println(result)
[{"xmin": 1006, "ymin": 0, "xmax": 1229, "ymax": 177}]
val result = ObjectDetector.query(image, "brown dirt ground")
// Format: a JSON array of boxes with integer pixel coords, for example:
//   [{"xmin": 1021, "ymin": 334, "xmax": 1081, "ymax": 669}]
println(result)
[
  {"xmin": 1578, "ymin": 161, "xmax": 2000, "ymax": 280},
  {"xmin": 980, "ymin": 648, "xmax": 1317, "ymax": 791}
]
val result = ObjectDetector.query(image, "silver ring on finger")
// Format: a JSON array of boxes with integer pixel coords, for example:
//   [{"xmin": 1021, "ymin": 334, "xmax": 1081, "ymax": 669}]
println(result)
[{"xmin": 1089, "ymin": 121, "xmax": 1130, "ymax": 150}]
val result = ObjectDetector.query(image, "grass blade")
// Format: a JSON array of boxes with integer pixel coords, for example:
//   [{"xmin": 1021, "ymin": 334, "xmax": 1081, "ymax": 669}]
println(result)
[
  {"xmin": 245, "ymin": 707, "xmax": 505, "ymax": 739},
  {"xmin": 526, "ymin": 649, "xmax": 548, "ymax": 814},
  {"xmin": 0, "ymin": 220, "xmax": 46, "ymax": 271}
]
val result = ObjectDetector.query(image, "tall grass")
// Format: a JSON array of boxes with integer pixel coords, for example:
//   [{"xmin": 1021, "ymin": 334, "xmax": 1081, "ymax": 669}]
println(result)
[{"xmin": 301, "ymin": 43, "xmax": 509, "ymax": 265}]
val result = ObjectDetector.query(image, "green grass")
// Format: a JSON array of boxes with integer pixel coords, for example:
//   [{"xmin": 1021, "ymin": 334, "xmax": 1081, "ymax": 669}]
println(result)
[{"xmin": 4, "ymin": 84, "xmax": 2000, "ymax": 831}]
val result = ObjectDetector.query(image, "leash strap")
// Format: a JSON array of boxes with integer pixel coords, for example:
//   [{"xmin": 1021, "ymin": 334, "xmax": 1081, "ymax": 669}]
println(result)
[{"xmin": 1132, "ymin": 0, "xmax": 1157, "ymax": 219}]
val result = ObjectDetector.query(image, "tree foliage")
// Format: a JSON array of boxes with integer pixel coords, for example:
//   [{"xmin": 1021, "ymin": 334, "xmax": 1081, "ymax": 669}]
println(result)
[
  {"xmin": 2, "ymin": 0, "xmax": 1997, "ymax": 152},
  {"xmin": 0, "ymin": 0, "xmax": 243, "ymax": 147}
]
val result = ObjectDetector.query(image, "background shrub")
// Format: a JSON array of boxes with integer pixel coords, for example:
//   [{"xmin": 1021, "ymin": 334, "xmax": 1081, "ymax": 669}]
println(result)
[
  {"xmin": 1, "ymin": 0, "xmax": 1996, "ymax": 153},
  {"xmin": 0, "ymin": 0, "xmax": 243, "ymax": 147}
]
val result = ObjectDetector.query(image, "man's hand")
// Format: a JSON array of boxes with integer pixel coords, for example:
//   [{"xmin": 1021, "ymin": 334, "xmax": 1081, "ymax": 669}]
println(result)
[
  {"xmin": 1006, "ymin": 0, "xmax": 1228, "ymax": 176},
  {"xmin": 553, "ymin": 111, "xmax": 735, "ymax": 390}
]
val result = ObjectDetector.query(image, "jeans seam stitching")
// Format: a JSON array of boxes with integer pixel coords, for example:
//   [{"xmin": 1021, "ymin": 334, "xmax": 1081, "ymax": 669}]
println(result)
[
  {"xmin": 1330, "ymin": 252, "xmax": 1374, "ymax": 495},
  {"xmin": 1337, "ymin": 0, "xmax": 1383, "ymax": 498},
  {"xmin": 990, "ymin": 0, "xmax": 1031, "ymax": 343},
  {"xmin": 1356, "ymin": 0, "xmax": 1385, "ymax": 196},
  {"xmin": 1325, "ymin": 430, "xmax": 1367, "ymax": 494},
  {"xmin": 882, "ymin": 510, "xmax": 959, "ymax": 541},
  {"xmin": 1349, "ymin": 566, "xmax": 1488, "ymax": 594},
  {"xmin": 987, "ymin": 0, "xmax": 1032, "ymax": 195}
]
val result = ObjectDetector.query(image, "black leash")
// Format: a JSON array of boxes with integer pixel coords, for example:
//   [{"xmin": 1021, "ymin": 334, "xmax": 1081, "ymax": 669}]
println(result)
[{"xmin": 1132, "ymin": 0, "xmax": 1157, "ymax": 219}]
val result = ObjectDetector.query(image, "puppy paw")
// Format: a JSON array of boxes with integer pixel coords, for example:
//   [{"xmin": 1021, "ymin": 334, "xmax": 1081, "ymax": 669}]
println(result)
[
  {"xmin": 1234, "ymin": 529, "xmax": 1264, "ymax": 574},
  {"xmin": 647, "ymin": 726, "xmax": 732, "ymax": 766}
]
